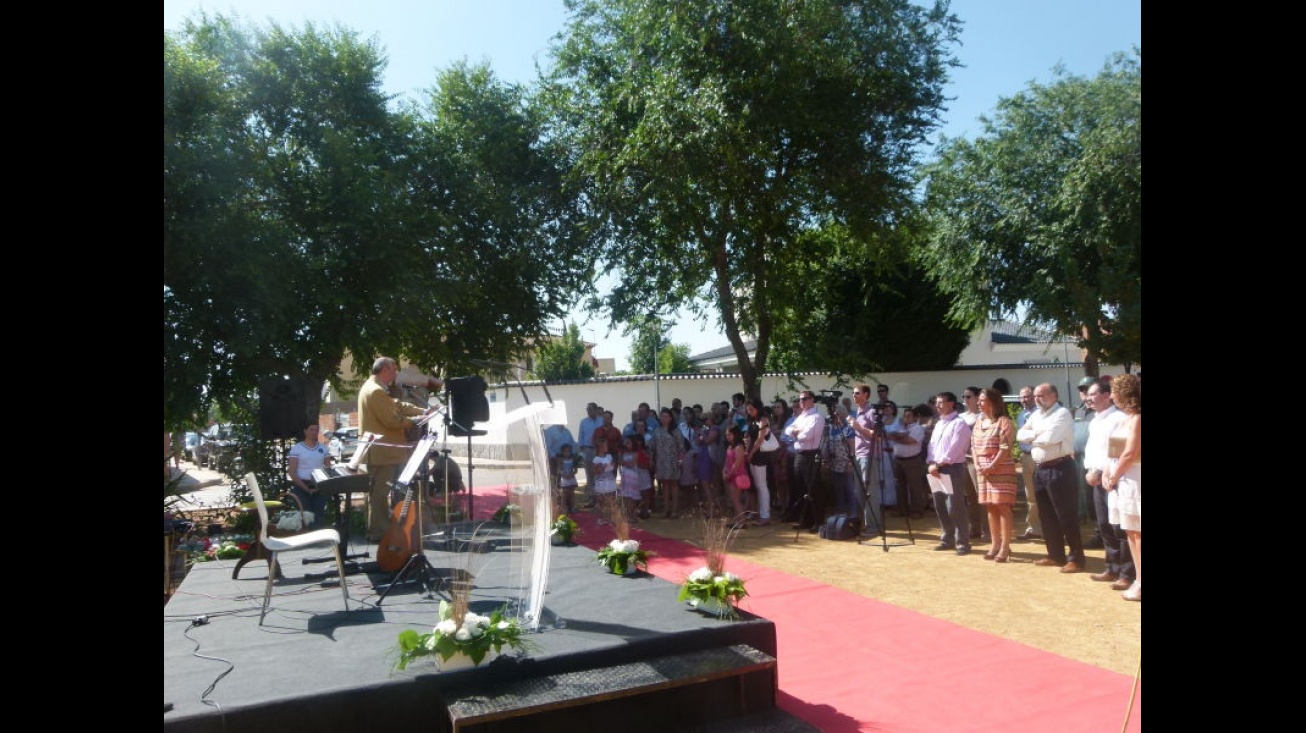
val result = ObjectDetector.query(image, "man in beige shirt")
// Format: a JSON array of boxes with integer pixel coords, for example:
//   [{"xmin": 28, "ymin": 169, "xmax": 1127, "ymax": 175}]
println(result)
[{"xmin": 358, "ymin": 357, "xmax": 437, "ymax": 542}]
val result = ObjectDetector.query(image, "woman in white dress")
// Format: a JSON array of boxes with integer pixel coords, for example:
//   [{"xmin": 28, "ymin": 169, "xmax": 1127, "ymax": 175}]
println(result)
[{"xmin": 1104, "ymin": 374, "xmax": 1141, "ymax": 602}]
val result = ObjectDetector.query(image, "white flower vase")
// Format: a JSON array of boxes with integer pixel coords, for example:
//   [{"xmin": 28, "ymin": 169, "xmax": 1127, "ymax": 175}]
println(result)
[
  {"xmin": 690, "ymin": 596, "xmax": 730, "ymax": 616},
  {"xmin": 439, "ymin": 649, "xmax": 496, "ymax": 671},
  {"xmin": 622, "ymin": 562, "xmax": 640, "ymax": 576},
  {"xmin": 551, "ymin": 534, "xmax": 568, "ymax": 546}
]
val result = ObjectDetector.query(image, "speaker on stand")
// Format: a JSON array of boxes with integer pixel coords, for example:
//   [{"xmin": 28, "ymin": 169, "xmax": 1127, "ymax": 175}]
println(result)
[
  {"xmin": 259, "ymin": 376, "xmax": 311, "ymax": 440},
  {"xmin": 445, "ymin": 376, "xmax": 489, "ymax": 519},
  {"xmin": 258, "ymin": 376, "xmax": 312, "ymax": 495}
]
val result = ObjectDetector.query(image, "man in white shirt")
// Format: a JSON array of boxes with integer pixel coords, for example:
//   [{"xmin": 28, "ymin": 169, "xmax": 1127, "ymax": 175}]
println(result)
[
  {"xmin": 1014, "ymin": 386, "xmax": 1042, "ymax": 540},
  {"xmin": 786, "ymin": 391, "xmax": 828, "ymax": 530},
  {"xmin": 959, "ymin": 387, "xmax": 987, "ymax": 542},
  {"xmin": 1016, "ymin": 383, "xmax": 1085, "ymax": 573},
  {"xmin": 888, "ymin": 405, "xmax": 928, "ymax": 518},
  {"xmin": 1082, "ymin": 378, "xmax": 1134, "ymax": 590}
]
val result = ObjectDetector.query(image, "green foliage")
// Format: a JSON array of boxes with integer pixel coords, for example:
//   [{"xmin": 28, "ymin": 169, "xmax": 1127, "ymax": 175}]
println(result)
[
  {"xmin": 395, "ymin": 601, "xmax": 536, "ymax": 670},
  {"xmin": 165, "ymin": 15, "xmax": 595, "ymax": 430},
  {"xmin": 595, "ymin": 538, "xmax": 655, "ymax": 575},
  {"xmin": 534, "ymin": 322, "xmax": 597, "ymax": 381},
  {"xmin": 628, "ymin": 317, "xmax": 695, "ymax": 375},
  {"xmin": 766, "ymin": 222, "xmax": 970, "ymax": 376},
  {"xmin": 677, "ymin": 567, "xmax": 748, "ymax": 620},
  {"xmin": 541, "ymin": 0, "xmax": 962, "ymax": 399},
  {"xmin": 918, "ymin": 50, "xmax": 1142, "ymax": 368},
  {"xmin": 550, "ymin": 514, "xmax": 581, "ymax": 544}
]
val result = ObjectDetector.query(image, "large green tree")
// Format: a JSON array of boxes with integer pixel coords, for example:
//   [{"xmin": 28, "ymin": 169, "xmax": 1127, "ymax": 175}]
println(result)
[
  {"xmin": 540, "ymin": 0, "xmax": 961, "ymax": 400},
  {"xmin": 164, "ymin": 15, "xmax": 592, "ymax": 433},
  {"xmin": 627, "ymin": 315, "xmax": 695, "ymax": 376},
  {"xmin": 765, "ymin": 223, "xmax": 972, "ymax": 375},
  {"xmin": 533, "ymin": 322, "xmax": 597, "ymax": 380},
  {"xmin": 917, "ymin": 50, "xmax": 1142, "ymax": 369}
]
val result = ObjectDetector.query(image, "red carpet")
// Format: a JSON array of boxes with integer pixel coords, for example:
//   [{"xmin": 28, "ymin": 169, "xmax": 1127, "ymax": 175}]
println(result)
[{"xmin": 474, "ymin": 488, "xmax": 1141, "ymax": 733}]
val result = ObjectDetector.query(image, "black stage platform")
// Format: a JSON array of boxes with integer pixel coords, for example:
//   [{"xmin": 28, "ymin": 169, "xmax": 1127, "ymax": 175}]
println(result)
[{"xmin": 164, "ymin": 531, "xmax": 780, "ymax": 733}]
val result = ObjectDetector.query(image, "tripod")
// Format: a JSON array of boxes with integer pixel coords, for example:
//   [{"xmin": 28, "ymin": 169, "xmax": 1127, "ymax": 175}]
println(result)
[
  {"xmin": 856, "ymin": 409, "xmax": 916, "ymax": 551},
  {"xmin": 376, "ymin": 434, "xmax": 447, "ymax": 605},
  {"xmin": 789, "ymin": 448, "xmax": 821, "ymax": 542}
]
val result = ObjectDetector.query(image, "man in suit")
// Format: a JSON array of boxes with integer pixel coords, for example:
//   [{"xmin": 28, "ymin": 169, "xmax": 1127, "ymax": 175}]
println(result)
[{"xmin": 359, "ymin": 356, "xmax": 436, "ymax": 542}]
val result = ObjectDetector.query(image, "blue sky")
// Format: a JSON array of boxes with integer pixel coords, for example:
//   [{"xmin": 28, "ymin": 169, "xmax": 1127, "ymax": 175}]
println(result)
[{"xmin": 165, "ymin": 0, "xmax": 1141, "ymax": 370}]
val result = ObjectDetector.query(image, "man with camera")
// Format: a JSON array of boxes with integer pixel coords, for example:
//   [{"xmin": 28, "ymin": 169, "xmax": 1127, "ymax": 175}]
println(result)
[{"xmin": 848, "ymin": 384, "xmax": 885, "ymax": 533}]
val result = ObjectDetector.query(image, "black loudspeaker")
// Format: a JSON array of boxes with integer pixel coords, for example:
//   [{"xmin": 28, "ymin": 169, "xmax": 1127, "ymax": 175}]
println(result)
[
  {"xmin": 446, "ymin": 376, "xmax": 489, "ymax": 435},
  {"xmin": 258, "ymin": 377, "xmax": 309, "ymax": 440}
]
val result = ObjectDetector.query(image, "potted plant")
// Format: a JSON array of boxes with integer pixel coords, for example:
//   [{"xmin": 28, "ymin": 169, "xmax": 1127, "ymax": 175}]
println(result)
[
  {"xmin": 594, "ymin": 511, "xmax": 653, "ymax": 575},
  {"xmin": 550, "ymin": 514, "xmax": 580, "ymax": 546},
  {"xmin": 676, "ymin": 510, "xmax": 749, "ymax": 619},
  {"xmin": 491, "ymin": 502, "xmax": 519, "ymax": 524},
  {"xmin": 395, "ymin": 599, "xmax": 535, "ymax": 670}
]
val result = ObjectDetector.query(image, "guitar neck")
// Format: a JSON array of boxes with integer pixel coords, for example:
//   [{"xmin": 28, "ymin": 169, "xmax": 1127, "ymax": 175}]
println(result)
[{"xmin": 395, "ymin": 484, "xmax": 416, "ymax": 520}]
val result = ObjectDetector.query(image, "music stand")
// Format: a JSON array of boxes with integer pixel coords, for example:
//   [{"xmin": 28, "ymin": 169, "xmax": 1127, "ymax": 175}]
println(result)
[
  {"xmin": 375, "ymin": 434, "xmax": 446, "ymax": 605},
  {"xmin": 444, "ymin": 407, "xmax": 487, "ymax": 521}
]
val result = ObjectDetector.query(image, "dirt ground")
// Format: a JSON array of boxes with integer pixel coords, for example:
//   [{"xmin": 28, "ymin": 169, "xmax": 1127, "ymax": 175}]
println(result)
[{"xmin": 638, "ymin": 499, "xmax": 1141, "ymax": 679}]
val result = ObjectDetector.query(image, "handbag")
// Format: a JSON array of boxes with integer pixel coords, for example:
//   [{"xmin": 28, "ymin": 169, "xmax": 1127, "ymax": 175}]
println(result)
[
  {"xmin": 759, "ymin": 432, "xmax": 780, "ymax": 452},
  {"xmin": 275, "ymin": 510, "xmax": 315, "ymax": 532},
  {"xmin": 734, "ymin": 472, "xmax": 752, "ymax": 490}
]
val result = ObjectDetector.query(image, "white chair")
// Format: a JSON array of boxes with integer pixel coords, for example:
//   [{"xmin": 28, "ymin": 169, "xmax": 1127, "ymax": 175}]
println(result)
[{"xmin": 244, "ymin": 472, "xmax": 351, "ymax": 624}]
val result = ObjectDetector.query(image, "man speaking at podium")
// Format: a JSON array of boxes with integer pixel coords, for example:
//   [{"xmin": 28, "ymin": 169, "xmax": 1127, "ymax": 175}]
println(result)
[{"xmin": 359, "ymin": 356, "xmax": 441, "ymax": 543}]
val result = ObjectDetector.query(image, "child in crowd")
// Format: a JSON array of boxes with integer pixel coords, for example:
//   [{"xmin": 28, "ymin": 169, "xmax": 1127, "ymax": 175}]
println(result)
[
  {"xmin": 591, "ymin": 439, "xmax": 617, "ymax": 524},
  {"xmin": 556, "ymin": 443, "xmax": 578, "ymax": 514},
  {"xmin": 619, "ymin": 435, "xmax": 643, "ymax": 523}
]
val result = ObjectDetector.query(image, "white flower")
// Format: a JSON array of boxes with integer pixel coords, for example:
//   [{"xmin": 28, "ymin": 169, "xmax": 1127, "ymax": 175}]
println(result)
[
  {"xmin": 454, "ymin": 627, "xmax": 472, "ymax": 641},
  {"xmin": 689, "ymin": 567, "xmax": 713, "ymax": 581},
  {"xmin": 722, "ymin": 572, "xmax": 739, "ymax": 583},
  {"xmin": 435, "ymin": 619, "xmax": 458, "ymax": 636},
  {"xmin": 496, "ymin": 621, "xmax": 510, "ymax": 631}
]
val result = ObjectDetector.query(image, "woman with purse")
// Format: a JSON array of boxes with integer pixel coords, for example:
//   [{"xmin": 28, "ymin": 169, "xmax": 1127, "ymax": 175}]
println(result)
[
  {"xmin": 746, "ymin": 399, "xmax": 778, "ymax": 527},
  {"xmin": 723, "ymin": 425, "xmax": 753, "ymax": 525}
]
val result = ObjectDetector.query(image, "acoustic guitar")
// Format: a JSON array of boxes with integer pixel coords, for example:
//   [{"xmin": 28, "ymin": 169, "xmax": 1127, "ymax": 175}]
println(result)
[{"xmin": 376, "ymin": 482, "xmax": 419, "ymax": 572}]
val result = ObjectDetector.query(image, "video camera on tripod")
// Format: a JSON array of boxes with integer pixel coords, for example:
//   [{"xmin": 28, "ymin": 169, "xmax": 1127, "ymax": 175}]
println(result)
[{"xmin": 815, "ymin": 389, "xmax": 842, "ymax": 411}]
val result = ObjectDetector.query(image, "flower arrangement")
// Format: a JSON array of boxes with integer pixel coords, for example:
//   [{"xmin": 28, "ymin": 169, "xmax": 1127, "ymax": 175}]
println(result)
[
  {"xmin": 550, "ymin": 514, "xmax": 580, "ymax": 545},
  {"xmin": 677, "ymin": 509, "xmax": 748, "ymax": 618},
  {"xmin": 595, "ymin": 538, "xmax": 652, "ymax": 574},
  {"xmin": 395, "ymin": 599, "xmax": 534, "ymax": 670},
  {"xmin": 491, "ymin": 502, "xmax": 520, "ymax": 524},
  {"xmin": 594, "ymin": 504, "xmax": 654, "ymax": 574},
  {"xmin": 182, "ymin": 534, "xmax": 254, "ymax": 564},
  {"xmin": 677, "ymin": 567, "xmax": 748, "ymax": 619}
]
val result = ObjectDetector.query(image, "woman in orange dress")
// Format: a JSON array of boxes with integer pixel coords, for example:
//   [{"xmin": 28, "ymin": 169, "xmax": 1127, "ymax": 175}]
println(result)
[{"xmin": 972, "ymin": 387, "xmax": 1018, "ymax": 561}]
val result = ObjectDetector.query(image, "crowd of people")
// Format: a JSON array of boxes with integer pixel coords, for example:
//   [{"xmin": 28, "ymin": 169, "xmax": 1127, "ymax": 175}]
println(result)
[
  {"xmin": 343, "ymin": 356, "xmax": 1142, "ymax": 603},
  {"xmin": 558, "ymin": 378, "xmax": 1140, "ymax": 601}
]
